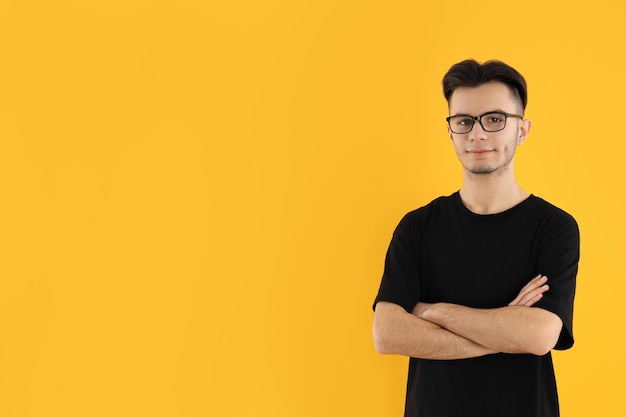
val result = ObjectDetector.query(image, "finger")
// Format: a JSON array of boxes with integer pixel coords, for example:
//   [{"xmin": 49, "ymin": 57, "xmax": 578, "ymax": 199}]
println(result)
[
  {"xmin": 517, "ymin": 285, "xmax": 549, "ymax": 305},
  {"xmin": 510, "ymin": 277, "xmax": 548, "ymax": 305},
  {"xmin": 522, "ymin": 292, "xmax": 543, "ymax": 307},
  {"xmin": 520, "ymin": 275, "xmax": 547, "ymax": 292},
  {"xmin": 509, "ymin": 276, "xmax": 539, "ymax": 305},
  {"xmin": 511, "ymin": 275, "xmax": 548, "ymax": 303},
  {"xmin": 511, "ymin": 276, "xmax": 545, "ymax": 304},
  {"xmin": 511, "ymin": 284, "xmax": 549, "ymax": 306},
  {"xmin": 523, "ymin": 287, "xmax": 550, "ymax": 306}
]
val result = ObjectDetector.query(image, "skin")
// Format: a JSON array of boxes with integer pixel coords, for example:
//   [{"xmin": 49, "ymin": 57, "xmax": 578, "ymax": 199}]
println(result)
[
  {"xmin": 373, "ymin": 275, "xmax": 551, "ymax": 359},
  {"xmin": 449, "ymin": 82, "xmax": 532, "ymax": 214},
  {"xmin": 372, "ymin": 82, "xmax": 563, "ymax": 359}
]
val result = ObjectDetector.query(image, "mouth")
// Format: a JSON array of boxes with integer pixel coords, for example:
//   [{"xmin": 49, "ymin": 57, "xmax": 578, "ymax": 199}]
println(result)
[{"xmin": 467, "ymin": 149, "xmax": 493, "ymax": 156}]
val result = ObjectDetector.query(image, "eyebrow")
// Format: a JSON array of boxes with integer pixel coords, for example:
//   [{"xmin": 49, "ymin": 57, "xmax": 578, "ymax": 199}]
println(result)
[{"xmin": 450, "ymin": 109, "xmax": 510, "ymax": 117}]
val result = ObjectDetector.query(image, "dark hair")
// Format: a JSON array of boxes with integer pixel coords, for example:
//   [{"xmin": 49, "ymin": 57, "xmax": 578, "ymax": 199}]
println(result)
[{"xmin": 442, "ymin": 59, "xmax": 528, "ymax": 112}]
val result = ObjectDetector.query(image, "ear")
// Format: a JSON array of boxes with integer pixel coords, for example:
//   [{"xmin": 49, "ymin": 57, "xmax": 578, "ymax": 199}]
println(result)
[
  {"xmin": 447, "ymin": 125, "xmax": 454, "ymax": 142},
  {"xmin": 517, "ymin": 119, "xmax": 532, "ymax": 145}
]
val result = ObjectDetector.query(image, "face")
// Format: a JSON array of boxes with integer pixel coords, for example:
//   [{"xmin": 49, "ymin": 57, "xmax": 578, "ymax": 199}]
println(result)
[{"xmin": 447, "ymin": 81, "xmax": 531, "ymax": 177}]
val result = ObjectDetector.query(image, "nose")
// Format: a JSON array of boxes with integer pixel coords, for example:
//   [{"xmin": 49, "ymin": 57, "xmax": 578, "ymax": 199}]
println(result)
[{"xmin": 469, "ymin": 119, "xmax": 488, "ymax": 141}]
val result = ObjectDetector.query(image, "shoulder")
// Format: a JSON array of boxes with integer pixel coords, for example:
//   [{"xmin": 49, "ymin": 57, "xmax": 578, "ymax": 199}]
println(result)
[
  {"xmin": 526, "ymin": 196, "xmax": 580, "ymax": 248},
  {"xmin": 527, "ymin": 196, "xmax": 579, "ymax": 230},
  {"xmin": 398, "ymin": 192, "xmax": 459, "ymax": 227}
]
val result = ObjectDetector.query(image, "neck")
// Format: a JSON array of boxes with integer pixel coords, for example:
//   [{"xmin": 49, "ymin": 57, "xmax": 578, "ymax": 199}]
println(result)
[{"xmin": 459, "ymin": 170, "xmax": 529, "ymax": 215}]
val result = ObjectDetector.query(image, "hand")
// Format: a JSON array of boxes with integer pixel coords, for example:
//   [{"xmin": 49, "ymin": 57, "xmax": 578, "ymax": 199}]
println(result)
[
  {"xmin": 509, "ymin": 274, "xmax": 549, "ymax": 307},
  {"xmin": 410, "ymin": 302, "xmax": 443, "ymax": 329}
]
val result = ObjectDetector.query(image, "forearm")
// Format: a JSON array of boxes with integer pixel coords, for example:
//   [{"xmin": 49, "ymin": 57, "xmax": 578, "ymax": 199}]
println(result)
[
  {"xmin": 373, "ymin": 302, "xmax": 498, "ymax": 360},
  {"xmin": 417, "ymin": 303, "xmax": 562, "ymax": 356}
]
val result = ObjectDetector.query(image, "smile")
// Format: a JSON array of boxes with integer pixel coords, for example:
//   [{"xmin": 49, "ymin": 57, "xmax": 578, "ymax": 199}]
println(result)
[{"xmin": 467, "ymin": 149, "xmax": 493, "ymax": 155}]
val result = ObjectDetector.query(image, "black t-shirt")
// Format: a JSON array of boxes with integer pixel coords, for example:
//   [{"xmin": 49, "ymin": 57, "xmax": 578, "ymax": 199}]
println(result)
[{"xmin": 374, "ymin": 192, "xmax": 579, "ymax": 417}]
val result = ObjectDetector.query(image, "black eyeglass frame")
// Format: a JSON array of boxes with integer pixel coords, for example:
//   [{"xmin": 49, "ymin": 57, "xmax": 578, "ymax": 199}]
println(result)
[{"xmin": 446, "ymin": 111, "xmax": 524, "ymax": 134}]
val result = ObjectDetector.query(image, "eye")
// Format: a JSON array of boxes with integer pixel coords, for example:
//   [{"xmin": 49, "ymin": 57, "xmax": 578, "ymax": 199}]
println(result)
[
  {"xmin": 456, "ymin": 117, "xmax": 472, "ymax": 126},
  {"xmin": 486, "ymin": 115, "xmax": 503, "ymax": 123}
]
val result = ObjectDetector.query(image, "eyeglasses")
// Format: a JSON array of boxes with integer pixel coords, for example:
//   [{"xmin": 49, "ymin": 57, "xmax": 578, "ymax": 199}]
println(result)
[{"xmin": 446, "ymin": 111, "xmax": 523, "ymax": 134}]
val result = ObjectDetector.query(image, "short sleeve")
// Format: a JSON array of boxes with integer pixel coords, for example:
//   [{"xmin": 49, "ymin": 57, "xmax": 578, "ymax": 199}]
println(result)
[
  {"xmin": 532, "ymin": 211, "xmax": 580, "ymax": 350},
  {"xmin": 373, "ymin": 213, "xmax": 421, "ymax": 313}
]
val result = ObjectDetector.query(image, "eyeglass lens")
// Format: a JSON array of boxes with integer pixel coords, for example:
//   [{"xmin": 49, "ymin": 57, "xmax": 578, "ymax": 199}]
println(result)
[{"xmin": 448, "ymin": 112, "xmax": 508, "ymax": 134}]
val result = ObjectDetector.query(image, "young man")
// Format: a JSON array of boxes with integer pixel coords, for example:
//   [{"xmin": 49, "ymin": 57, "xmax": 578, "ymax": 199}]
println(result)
[{"xmin": 372, "ymin": 59, "xmax": 579, "ymax": 417}]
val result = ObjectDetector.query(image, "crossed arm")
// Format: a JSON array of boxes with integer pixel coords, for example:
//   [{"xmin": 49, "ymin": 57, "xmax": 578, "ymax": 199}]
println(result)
[{"xmin": 372, "ymin": 275, "xmax": 563, "ymax": 359}]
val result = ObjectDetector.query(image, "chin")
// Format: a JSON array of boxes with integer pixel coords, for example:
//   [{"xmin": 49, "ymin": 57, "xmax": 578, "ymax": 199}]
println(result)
[
  {"xmin": 465, "ymin": 164, "xmax": 498, "ymax": 175},
  {"xmin": 470, "ymin": 168, "xmax": 497, "ymax": 174}
]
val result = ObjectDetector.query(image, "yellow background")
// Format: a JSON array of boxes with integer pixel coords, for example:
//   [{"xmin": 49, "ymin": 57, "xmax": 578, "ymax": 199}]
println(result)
[{"xmin": 0, "ymin": 1, "xmax": 621, "ymax": 416}]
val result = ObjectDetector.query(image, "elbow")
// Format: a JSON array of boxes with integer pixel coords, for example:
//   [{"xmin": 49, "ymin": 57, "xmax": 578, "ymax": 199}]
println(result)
[
  {"xmin": 373, "ymin": 338, "xmax": 391, "ymax": 355},
  {"xmin": 527, "ymin": 316, "xmax": 562, "ymax": 356},
  {"xmin": 374, "ymin": 337, "xmax": 395, "ymax": 355},
  {"xmin": 372, "ymin": 317, "xmax": 395, "ymax": 355},
  {"xmin": 373, "ymin": 301, "xmax": 412, "ymax": 355},
  {"xmin": 528, "ymin": 340, "xmax": 555, "ymax": 357},
  {"xmin": 372, "ymin": 324, "xmax": 390, "ymax": 354}
]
